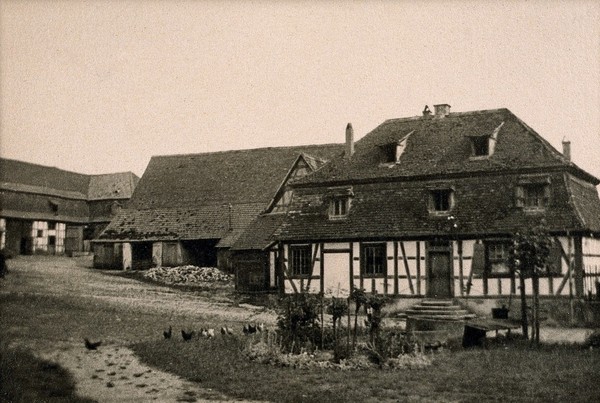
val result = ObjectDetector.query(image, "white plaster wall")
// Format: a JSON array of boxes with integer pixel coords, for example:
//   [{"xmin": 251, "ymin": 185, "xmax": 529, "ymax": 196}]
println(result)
[
  {"xmin": 122, "ymin": 242, "xmax": 132, "ymax": 271},
  {"xmin": 152, "ymin": 242, "xmax": 162, "ymax": 267},
  {"xmin": 323, "ymin": 251, "xmax": 350, "ymax": 297},
  {"xmin": 583, "ymin": 236, "xmax": 600, "ymax": 295}
]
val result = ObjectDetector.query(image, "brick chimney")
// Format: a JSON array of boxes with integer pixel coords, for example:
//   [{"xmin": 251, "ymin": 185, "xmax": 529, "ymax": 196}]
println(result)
[
  {"xmin": 562, "ymin": 138, "xmax": 571, "ymax": 161},
  {"xmin": 345, "ymin": 123, "xmax": 354, "ymax": 158},
  {"xmin": 433, "ymin": 104, "xmax": 451, "ymax": 118}
]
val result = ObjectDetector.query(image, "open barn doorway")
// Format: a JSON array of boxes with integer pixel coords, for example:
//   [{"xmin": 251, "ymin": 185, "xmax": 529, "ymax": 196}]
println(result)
[
  {"xmin": 181, "ymin": 239, "xmax": 218, "ymax": 267},
  {"xmin": 131, "ymin": 242, "xmax": 153, "ymax": 270}
]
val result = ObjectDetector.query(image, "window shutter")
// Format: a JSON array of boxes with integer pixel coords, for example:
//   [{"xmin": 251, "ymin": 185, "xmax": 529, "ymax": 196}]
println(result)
[
  {"xmin": 515, "ymin": 186, "xmax": 524, "ymax": 208},
  {"xmin": 471, "ymin": 243, "xmax": 486, "ymax": 276},
  {"xmin": 543, "ymin": 184, "xmax": 551, "ymax": 207},
  {"xmin": 548, "ymin": 241, "xmax": 562, "ymax": 275}
]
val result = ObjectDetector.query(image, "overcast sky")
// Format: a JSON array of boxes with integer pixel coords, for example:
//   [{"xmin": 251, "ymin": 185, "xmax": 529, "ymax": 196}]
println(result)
[{"xmin": 1, "ymin": 0, "xmax": 599, "ymax": 179}]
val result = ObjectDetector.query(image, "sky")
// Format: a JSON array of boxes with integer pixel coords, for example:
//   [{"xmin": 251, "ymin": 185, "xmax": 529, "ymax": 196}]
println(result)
[{"xmin": 1, "ymin": 0, "xmax": 599, "ymax": 179}]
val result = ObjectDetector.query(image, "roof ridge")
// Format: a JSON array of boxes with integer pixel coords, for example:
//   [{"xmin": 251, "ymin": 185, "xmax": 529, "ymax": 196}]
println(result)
[
  {"xmin": 149, "ymin": 143, "xmax": 343, "ymax": 159},
  {"xmin": 381, "ymin": 107, "xmax": 510, "ymax": 125}
]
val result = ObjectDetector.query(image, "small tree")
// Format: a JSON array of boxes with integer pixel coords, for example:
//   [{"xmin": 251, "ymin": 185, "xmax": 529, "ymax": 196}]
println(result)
[
  {"xmin": 326, "ymin": 297, "xmax": 348, "ymax": 345},
  {"xmin": 509, "ymin": 221, "xmax": 552, "ymax": 345},
  {"xmin": 349, "ymin": 287, "xmax": 368, "ymax": 350}
]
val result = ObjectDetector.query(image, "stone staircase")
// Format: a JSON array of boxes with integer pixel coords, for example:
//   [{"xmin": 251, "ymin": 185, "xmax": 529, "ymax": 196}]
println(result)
[{"xmin": 403, "ymin": 299, "xmax": 476, "ymax": 321}]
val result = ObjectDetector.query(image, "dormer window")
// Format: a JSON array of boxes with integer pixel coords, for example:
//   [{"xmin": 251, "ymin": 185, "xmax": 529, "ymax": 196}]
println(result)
[
  {"xmin": 326, "ymin": 186, "xmax": 353, "ymax": 219},
  {"xmin": 329, "ymin": 197, "xmax": 349, "ymax": 218},
  {"xmin": 468, "ymin": 122, "xmax": 504, "ymax": 158},
  {"xmin": 429, "ymin": 188, "xmax": 454, "ymax": 213},
  {"xmin": 472, "ymin": 136, "xmax": 489, "ymax": 156},
  {"xmin": 380, "ymin": 131, "xmax": 413, "ymax": 165},
  {"xmin": 515, "ymin": 176, "xmax": 550, "ymax": 210}
]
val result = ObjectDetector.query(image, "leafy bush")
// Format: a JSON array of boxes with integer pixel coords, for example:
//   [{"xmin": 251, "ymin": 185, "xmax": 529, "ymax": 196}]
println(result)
[
  {"xmin": 276, "ymin": 293, "xmax": 323, "ymax": 353},
  {"xmin": 584, "ymin": 330, "xmax": 600, "ymax": 348}
]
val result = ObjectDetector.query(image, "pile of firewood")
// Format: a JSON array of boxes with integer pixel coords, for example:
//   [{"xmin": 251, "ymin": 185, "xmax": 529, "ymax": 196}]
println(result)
[{"xmin": 143, "ymin": 265, "xmax": 233, "ymax": 285}]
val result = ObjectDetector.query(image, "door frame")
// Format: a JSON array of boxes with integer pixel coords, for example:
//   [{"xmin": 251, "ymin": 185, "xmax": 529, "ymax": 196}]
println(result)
[{"xmin": 425, "ymin": 240, "xmax": 454, "ymax": 298}]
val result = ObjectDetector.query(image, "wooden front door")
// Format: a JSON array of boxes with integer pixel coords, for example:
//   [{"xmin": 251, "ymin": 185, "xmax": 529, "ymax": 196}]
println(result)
[{"xmin": 427, "ymin": 251, "xmax": 452, "ymax": 298}]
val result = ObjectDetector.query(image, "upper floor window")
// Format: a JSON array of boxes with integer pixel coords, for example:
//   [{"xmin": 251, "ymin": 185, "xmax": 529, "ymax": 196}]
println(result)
[
  {"xmin": 329, "ymin": 197, "xmax": 350, "ymax": 219},
  {"xmin": 361, "ymin": 243, "xmax": 386, "ymax": 277},
  {"xmin": 515, "ymin": 177, "xmax": 550, "ymax": 210},
  {"xmin": 380, "ymin": 132, "xmax": 412, "ymax": 164},
  {"xmin": 471, "ymin": 136, "xmax": 489, "ymax": 156},
  {"xmin": 468, "ymin": 122, "xmax": 504, "ymax": 158},
  {"xmin": 289, "ymin": 245, "xmax": 312, "ymax": 277},
  {"xmin": 429, "ymin": 189, "xmax": 454, "ymax": 213}
]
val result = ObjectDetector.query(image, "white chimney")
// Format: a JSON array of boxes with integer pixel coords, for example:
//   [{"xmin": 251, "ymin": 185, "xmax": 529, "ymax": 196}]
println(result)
[
  {"xmin": 562, "ymin": 139, "xmax": 571, "ymax": 161},
  {"xmin": 433, "ymin": 104, "xmax": 451, "ymax": 117},
  {"xmin": 345, "ymin": 123, "xmax": 354, "ymax": 158}
]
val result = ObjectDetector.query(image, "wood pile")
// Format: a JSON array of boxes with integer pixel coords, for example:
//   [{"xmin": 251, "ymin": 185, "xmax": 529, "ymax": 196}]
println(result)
[{"xmin": 143, "ymin": 265, "xmax": 233, "ymax": 285}]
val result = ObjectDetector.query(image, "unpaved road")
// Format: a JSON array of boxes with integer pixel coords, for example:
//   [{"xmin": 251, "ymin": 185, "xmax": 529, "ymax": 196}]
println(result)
[{"xmin": 0, "ymin": 256, "xmax": 275, "ymax": 402}]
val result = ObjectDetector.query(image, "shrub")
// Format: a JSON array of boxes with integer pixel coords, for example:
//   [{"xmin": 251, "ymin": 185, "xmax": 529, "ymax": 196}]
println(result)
[
  {"xmin": 276, "ymin": 293, "xmax": 323, "ymax": 354},
  {"xmin": 584, "ymin": 330, "xmax": 600, "ymax": 348}
]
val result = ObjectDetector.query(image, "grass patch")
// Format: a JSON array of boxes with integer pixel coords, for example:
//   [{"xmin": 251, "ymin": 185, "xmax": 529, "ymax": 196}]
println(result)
[
  {"xmin": 132, "ymin": 336, "xmax": 600, "ymax": 403},
  {"xmin": 0, "ymin": 345, "xmax": 94, "ymax": 403}
]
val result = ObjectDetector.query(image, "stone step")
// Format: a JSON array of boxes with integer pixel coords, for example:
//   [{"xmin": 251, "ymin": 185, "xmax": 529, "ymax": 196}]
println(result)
[
  {"xmin": 406, "ymin": 309, "xmax": 472, "ymax": 317},
  {"xmin": 420, "ymin": 299, "xmax": 454, "ymax": 306},
  {"xmin": 409, "ymin": 313, "xmax": 476, "ymax": 322},
  {"xmin": 410, "ymin": 305, "xmax": 462, "ymax": 311}
]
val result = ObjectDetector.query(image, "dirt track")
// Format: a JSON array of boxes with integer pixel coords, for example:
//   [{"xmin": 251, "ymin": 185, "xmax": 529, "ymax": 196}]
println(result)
[{"xmin": 0, "ymin": 256, "xmax": 274, "ymax": 402}]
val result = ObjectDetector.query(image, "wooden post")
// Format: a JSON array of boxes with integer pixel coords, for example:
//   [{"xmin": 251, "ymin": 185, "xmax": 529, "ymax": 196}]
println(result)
[
  {"xmin": 574, "ymin": 236, "xmax": 584, "ymax": 298},
  {"xmin": 519, "ymin": 273, "xmax": 528, "ymax": 340},
  {"xmin": 393, "ymin": 241, "xmax": 399, "ymax": 295}
]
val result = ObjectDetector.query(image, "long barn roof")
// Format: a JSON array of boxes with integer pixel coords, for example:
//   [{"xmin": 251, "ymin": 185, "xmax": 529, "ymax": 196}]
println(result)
[{"xmin": 98, "ymin": 144, "xmax": 343, "ymax": 241}]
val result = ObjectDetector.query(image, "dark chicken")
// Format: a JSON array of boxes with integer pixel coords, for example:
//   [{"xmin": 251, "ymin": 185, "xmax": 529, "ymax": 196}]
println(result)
[
  {"xmin": 181, "ymin": 329, "xmax": 194, "ymax": 341},
  {"xmin": 163, "ymin": 326, "xmax": 172, "ymax": 339},
  {"xmin": 84, "ymin": 338, "xmax": 102, "ymax": 350}
]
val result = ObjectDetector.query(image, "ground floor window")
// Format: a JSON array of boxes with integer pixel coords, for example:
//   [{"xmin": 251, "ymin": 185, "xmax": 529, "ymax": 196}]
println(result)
[
  {"xmin": 486, "ymin": 241, "xmax": 511, "ymax": 277},
  {"xmin": 289, "ymin": 245, "xmax": 312, "ymax": 277},
  {"xmin": 361, "ymin": 243, "xmax": 386, "ymax": 277}
]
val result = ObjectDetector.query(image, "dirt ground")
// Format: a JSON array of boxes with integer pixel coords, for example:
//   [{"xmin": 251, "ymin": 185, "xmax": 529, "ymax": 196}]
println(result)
[
  {"xmin": 0, "ymin": 255, "xmax": 274, "ymax": 402},
  {"xmin": 0, "ymin": 256, "xmax": 594, "ymax": 402}
]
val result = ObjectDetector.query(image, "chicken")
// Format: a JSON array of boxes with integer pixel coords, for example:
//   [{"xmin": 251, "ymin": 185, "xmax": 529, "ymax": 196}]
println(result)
[
  {"xmin": 206, "ymin": 328, "xmax": 215, "ymax": 338},
  {"xmin": 221, "ymin": 326, "xmax": 234, "ymax": 335},
  {"xmin": 181, "ymin": 329, "xmax": 194, "ymax": 341},
  {"xmin": 200, "ymin": 328, "xmax": 208, "ymax": 338},
  {"xmin": 84, "ymin": 338, "xmax": 102, "ymax": 350},
  {"xmin": 163, "ymin": 326, "xmax": 172, "ymax": 339},
  {"xmin": 243, "ymin": 323, "xmax": 257, "ymax": 335}
]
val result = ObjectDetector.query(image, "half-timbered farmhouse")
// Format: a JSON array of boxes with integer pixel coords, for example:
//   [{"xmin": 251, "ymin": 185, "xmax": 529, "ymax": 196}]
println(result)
[
  {"xmin": 245, "ymin": 105, "xmax": 600, "ymax": 306},
  {"xmin": 0, "ymin": 158, "xmax": 138, "ymax": 256},
  {"xmin": 93, "ymin": 145, "xmax": 343, "ymax": 271}
]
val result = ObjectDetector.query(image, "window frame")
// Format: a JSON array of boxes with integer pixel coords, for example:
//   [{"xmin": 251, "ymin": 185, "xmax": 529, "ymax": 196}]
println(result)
[
  {"xmin": 515, "ymin": 176, "xmax": 551, "ymax": 210},
  {"xmin": 429, "ymin": 188, "xmax": 454, "ymax": 214},
  {"xmin": 288, "ymin": 244, "xmax": 312, "ymax": 278},
  {"xmin": 471, "ymin": 136, "xmax": 490, "ymax": 157},
  {"xmin": 361, "ymin": 243, "xmax": 387, "ymax": 278},
  {"xmin": 329, "ymin": 196, "xmax": 350, "ymax": 219},
  {"xmin": 485, "ymin": 240, "xmax": 512, "ymax": 278}
]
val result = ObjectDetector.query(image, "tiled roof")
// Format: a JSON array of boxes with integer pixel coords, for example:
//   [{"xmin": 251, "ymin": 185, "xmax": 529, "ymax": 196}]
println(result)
[
  {"xmin": 88, "ymin": 172, "xmax": 139, "ymax": 200},
  {"xmin": 128, "ymin": 144, "xmax": 343, "ymax": 209},
  {"xmin": 0, "ymin": 158, "xmax": 89, "ymax": 196},
  {"xmin": 0, "ymin": 158, "xmax": 139, "ymax": 201},
  {"xmin": 277, "ymin": 170, "xmax": 598, "ymax": 242},
  {"xmin": 99, "ymin": 203, "xmax": 265, "ymax": 241},
  {"xmin": 294, "ymin": 109, "xmax": 597, "ymax": 185},
  {"xmin": 98, "ymin": 144, "xmax": 343, "ymax": 242},
  {"xmin": 231, "ymin": 213, "xmax": 287, "ymax": 251},
  {"xmin": 566, "ymin": 175, "xmax": 600, "ymax": 233}
]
